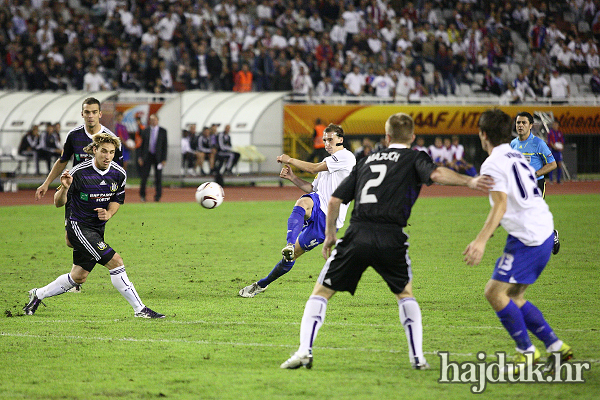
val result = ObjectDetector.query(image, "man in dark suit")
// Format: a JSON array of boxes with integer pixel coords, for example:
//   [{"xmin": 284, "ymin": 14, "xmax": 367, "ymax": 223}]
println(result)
[{"xmin": 138, "ymin": 114, "xmax": 167, "ymax": 202}]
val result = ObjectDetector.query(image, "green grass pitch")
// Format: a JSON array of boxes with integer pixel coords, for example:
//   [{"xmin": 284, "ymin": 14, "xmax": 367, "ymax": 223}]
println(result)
[{"xmin": 1, "ymin": 193, "xmax": 598, "ymax": 399}]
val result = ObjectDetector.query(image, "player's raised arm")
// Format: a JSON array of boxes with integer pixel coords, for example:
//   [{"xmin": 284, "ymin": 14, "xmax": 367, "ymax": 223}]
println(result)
[{"xmin": 277, "ymin": 154, "xmax": 328, "ymax": 174}]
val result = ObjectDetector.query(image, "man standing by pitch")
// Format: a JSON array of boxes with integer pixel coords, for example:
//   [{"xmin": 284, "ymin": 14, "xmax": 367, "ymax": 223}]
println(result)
[{"xmin": 138, "ymin": 114, "xmax": 168, "ymax": 202}]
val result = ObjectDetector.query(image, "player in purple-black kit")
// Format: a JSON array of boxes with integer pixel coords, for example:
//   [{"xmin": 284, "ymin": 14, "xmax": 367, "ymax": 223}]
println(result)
[
  {"xmin": 464, "ymin": 109, "xmax": 572, "ymax": 376},
  {"xmin": 35, "ymin": 97, "xmax": 123, "ymax": 201},
  {"xmin": 23, "ymin": 133, "xmax": 164, "ymax": 318}
]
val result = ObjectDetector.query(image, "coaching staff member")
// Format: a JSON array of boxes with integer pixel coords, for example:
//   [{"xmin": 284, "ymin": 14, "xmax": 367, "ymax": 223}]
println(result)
[{"xmin": 138, "ymin": 113, "xmax": 168, "ymax": 202}]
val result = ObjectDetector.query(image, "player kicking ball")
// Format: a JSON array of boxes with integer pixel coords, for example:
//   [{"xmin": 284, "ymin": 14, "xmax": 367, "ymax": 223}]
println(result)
[
  {"xmin": 239, "ymin": 124, "xmax": 356, "ymax": 298},
  {"xmin": 463, "ymin": 109, "xmax": 571, "ymax": 376},
  {"xmin": 280, "ymin": 113, "xmax": 493, "ymax": 370},
  {"xmin": 23, "ymin": 133, "xmax": 164, "ymax": 319}
]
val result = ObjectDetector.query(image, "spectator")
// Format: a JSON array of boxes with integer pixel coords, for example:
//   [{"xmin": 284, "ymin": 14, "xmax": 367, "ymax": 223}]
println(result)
[
  {"xmin": 395, "ymin": 67, "xmax": 416, "ymax": 101},
  {"xmin": 344, "ymin": 65, "xmax": 365, "ymax": 96},
  {"xmin": 315, "ymin": 75, "xmax": 334, "ymax": 101},
  {"xmin": 548, "ymin": 69, "xmax": 570, "ymax": 102},
  {"xmin": 292, "ymin": 66, "xmax": 314, "ymax": 98},
  {"xmin": 591, "ymin": 68, "xmax": 600, "ymax": 93},
  {"xmin": 412, "ymin": 136, "xmax": 428, "ymax": 153},
  {"xmin": 83, "ymin": 64, "xmax": 109, "ymax": 91},
  {"xmin": 371, "ymin": 68, "xmax": 395, "ymax": 99},
  {"xmin": 271, "ymin": 65, "xmax": 293, "ymax": 91},
  {"xmin": 428, "ymin": 137, "xmax": 445, "ymax": 166},
  {"xmin": 354, "ymin": 137, "xmax": 373, "ymax": 163},
  {"xmin": 547, "ymin": 121, "xmax": 565, "ymax": 184}
]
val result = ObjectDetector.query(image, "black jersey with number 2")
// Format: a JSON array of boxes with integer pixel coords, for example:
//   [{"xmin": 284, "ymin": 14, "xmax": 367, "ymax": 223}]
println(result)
[{"xmin": 333, "ymin": 145, "xmax": 437, "ymax": 227}]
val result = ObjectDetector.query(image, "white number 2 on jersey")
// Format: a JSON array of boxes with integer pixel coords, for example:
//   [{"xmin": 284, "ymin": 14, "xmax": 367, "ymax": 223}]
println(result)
[{"xmin": 360, "ymin": 165, "xmax": 387, "ymax": 204}]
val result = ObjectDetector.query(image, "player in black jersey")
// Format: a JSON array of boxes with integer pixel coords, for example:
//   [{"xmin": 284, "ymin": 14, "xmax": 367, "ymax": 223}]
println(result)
[
  {"xmin": 35, "ymin": 97, "xmax": 123, "ymax": 252},
  {"xmin": 35, "ymin": 97, "xmax": 123, "ymax": 201},
  {"xmin": 281, "ymin": 112, "xmax": 493, "ymax": 370},
  {"xmin": 24, "ymin": 133, "xmax": 164, "ymax": 319}
]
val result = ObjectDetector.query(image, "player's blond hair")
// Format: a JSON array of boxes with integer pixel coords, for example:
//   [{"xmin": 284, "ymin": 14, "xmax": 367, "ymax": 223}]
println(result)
[
  {"xmin": 83, "ymin": 133, "xmax": 121, "ymax": 155},
  {"xmin": 385, "ymin": 113, "xmax": 414, "ymax": 142}
]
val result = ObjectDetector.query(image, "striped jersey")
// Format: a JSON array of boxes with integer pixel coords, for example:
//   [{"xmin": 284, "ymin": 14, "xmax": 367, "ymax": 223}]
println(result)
[
  {"xmin": 60, "ymin": 124, "xmax": 124, "ymax": 167},
  {"xmin": 67, "ymin": 159, "xmax": 126, "ymax": 227},
  {"xmin": 510, "ymin": 133, "xmax": 555, "ymax": 180}
]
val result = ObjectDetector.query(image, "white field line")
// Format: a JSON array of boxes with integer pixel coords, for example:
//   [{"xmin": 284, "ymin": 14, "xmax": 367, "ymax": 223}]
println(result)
[
  {"xmin": 9, "ymin": 318, "xmax": 596, "ymax": 333},
  {"xmin": 2, "ymin": 332, "xmax": 599, "ymax": 364}
]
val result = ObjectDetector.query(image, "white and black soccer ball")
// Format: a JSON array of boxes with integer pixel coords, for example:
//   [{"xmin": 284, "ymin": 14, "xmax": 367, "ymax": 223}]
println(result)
[{"xmin": 195, "ymin": 182, "xmax": 224, "ymax": 209}]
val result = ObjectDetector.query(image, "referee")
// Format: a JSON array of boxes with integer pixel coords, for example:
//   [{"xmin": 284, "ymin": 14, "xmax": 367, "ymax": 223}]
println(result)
[
  {"xmin": 511, "ymin": 112, "xmax": 560, "ymax": 254},
  {"xmin": 280, "ymin": 112, "xmax": 493, "ymax": 370}
]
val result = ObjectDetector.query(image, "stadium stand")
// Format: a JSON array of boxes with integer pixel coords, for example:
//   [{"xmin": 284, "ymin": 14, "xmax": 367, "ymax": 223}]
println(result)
[{"xmin": 0, "ymin": 0, "xmax": 598, "ymax": 105}]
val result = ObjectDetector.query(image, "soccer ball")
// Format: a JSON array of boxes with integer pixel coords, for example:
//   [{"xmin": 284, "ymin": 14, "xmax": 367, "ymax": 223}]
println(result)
[
  {"xmin": 555, "ymin": 143, "xmax": 564, "ymax": 151},
  {"xmin": 195, "ymin": 182, "xmax": 224, "ymax": 209}
]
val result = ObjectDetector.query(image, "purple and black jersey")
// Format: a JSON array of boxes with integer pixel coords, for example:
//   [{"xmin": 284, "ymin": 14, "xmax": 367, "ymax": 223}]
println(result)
[
  {"xmin": 67, "ymin": 160, "xmax": 126, "ymax": 227},
  {"xmin": 60, "ymin": 124, "xmax": 123, "ymax": 167}
]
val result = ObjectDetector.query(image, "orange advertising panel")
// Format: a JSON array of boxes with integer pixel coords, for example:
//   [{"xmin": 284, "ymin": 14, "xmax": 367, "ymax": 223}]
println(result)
[{"xmin": 285, "ymin": 104, "xmax": 600, "ymax": 135}]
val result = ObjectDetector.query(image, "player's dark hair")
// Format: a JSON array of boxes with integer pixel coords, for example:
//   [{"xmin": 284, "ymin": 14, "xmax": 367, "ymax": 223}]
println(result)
[
  {"xmin": 324, "ymin": 123, "xmax": 344, "ymax": 138},
  {"xmin": 478, "ymin": 109, "xmax": 513, "ymax": 147},
  {"xmin": 82, "ymin": 97, "xmax": 101, "ymax": 111},
  {"xmin": 516, "ymin": 111, "xmax": 533, "ymax": 124},
  {"xmin": 83, "ymin": 133, "xmax": 121, "ymax": 155},
  {"xmin": 386, "ymin": 113, "xmax": 414, "ymax": 142}
]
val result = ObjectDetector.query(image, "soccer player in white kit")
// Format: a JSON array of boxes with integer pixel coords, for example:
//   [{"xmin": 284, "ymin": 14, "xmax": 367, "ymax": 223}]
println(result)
[
  {"xmin": 464, "ymin": 109, "xmax": 572, "ymax": 376},
  {"xmin": 239, "ymin": 124, "xmax": 356, "ymax": 298}
]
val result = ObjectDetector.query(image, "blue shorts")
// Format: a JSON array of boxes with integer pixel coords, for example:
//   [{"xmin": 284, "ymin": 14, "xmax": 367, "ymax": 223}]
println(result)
[
  {"xmin": 492, "ymin": 233, "xmax": 553, "ymax": 284},
  {"xmin": 297, "ymin": 193, "xmax": 327, "ymax": 252},
  {"xmin": 551, "ymin": 150, "xmax": 562, "ymax": 162}
]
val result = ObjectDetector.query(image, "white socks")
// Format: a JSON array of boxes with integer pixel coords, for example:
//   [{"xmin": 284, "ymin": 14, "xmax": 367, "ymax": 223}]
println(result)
[
  {"xmin": 110, "ymin": 266, "xmax": 145, "ymax": 313},
  {"xmin": 298, "ymin": 295, "xmax": 328, "ymax": 353},
  {"xmin": 36, "ymin": 273, "xmax": 77, "ymax": 299},
  {"xmin": 399, "ymin": 297, "xmax": 425, "ymax": 364}
]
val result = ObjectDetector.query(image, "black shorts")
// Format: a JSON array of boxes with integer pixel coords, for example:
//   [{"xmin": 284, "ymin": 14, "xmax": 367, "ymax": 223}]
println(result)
[
  {"xmin": 318, "ymin": 224, "xmax": 412, "ymax": 295},
  {"xmin": 66, "ymin": 220, "xmax": 116, "ymax": 272},
  {"xmin": 537, "ymin": 178, "xmax": 546, "ymax": 199}
]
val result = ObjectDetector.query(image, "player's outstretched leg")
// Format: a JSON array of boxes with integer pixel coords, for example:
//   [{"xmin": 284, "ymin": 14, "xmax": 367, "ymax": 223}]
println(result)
[
  {"xmin": 281, "ymin": 295, "xmax": 327, "ymax": 369},
  {"xmin": 398, "ymin": 297, "xmax": 429, "ymax": 370}
]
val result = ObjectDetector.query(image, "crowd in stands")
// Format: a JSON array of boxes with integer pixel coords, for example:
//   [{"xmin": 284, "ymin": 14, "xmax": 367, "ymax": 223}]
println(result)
[{"xmin": 1, "ymin": 0, "xmax": 599, "ymax": 102}]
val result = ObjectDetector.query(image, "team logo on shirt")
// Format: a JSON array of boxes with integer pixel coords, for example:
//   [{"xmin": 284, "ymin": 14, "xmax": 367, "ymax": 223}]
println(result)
[
  {"xmin": 110, "ymin": 182, "xmax": 118, "ymax": 192},
  {"xmin": 97, "ymin": 241, "xmax": 108, "ymax": 250}
]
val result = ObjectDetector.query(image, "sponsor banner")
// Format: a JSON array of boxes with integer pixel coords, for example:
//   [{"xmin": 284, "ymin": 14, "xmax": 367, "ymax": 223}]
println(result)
[{"xmin": 284, "ymin": 104, "xmax": 600, "ymax": 135}]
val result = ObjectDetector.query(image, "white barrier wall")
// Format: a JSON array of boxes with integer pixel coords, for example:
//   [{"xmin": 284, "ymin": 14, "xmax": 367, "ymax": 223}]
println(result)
[{"xmin": 0, "ymin": 91, "xmax": 287, "ymax": 175}]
